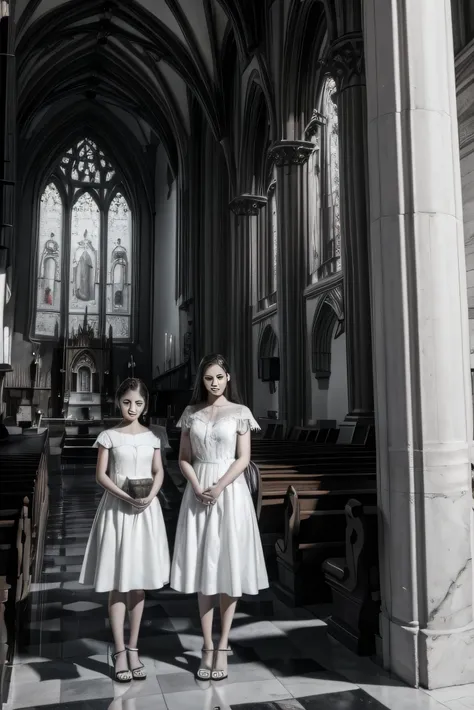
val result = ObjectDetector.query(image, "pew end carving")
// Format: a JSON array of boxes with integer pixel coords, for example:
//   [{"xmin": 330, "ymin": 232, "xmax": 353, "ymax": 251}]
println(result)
[{"xmin": 322, "ymin": 498, "xmax": 380, "ymax": 656}]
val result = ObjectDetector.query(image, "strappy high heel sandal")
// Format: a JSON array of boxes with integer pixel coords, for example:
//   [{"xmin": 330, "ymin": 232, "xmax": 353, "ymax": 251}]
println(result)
[
  {"xmin": 195, "ymin": 648, "xmax": 214, "ymax": 680},
  {"xmin": 126, "ymin": 647, "xmax": 147, "ymax": 680},
  {"xmin": 111, "ymin": 649, "xmax": 132, "ymax": 683},
  {"xmin": 211, "ymin": 647, "xmax": 232, "ymax": 681}
]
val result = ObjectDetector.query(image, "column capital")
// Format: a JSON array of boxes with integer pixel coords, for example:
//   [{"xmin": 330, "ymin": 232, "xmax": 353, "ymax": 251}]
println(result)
[
  {"xmin": 323, "ymin": 33, "xmax": 365, "ymax": 91},
  {"xmin": 268, "ymin": 140, "xmax": 314, "ymax": 167},
  {"xmin": 229, "ymin": 194, "xmax": 267, "ymax": 216}
]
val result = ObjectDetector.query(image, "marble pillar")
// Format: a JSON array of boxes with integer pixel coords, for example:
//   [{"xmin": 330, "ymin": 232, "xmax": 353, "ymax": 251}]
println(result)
[
  {"xmin": 0, "ymin": 246, "xmax": 6, "ymax": 364},
  {"xmin": 268, "ymin": 141, "xmax": 313, "ymax": 427},
  {"xmin": 325, "ymin": 34, "xmax": 374, "ymax": 422},
  {"xmin": 364, "ymin": 0, "xmax": 474, "ymax": 689},
  {"xmin": 229, "ymin": 194, "xmax": 266, "ymax": 404}
]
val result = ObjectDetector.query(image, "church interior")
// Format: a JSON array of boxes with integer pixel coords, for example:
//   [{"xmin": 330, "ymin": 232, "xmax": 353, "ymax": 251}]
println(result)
[{"xmin": 2, "ymin": 0, "xmax": 474, "ymax": 709}]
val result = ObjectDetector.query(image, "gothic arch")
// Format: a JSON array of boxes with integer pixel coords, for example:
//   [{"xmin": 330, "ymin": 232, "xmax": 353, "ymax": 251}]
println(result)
[
  {"xmin": 16, "ymin": 110, "xmax": 153, "ymax": 357},
  {"xmin": 282, "ymin": 0, "xmax": 328, "ymax": 133},
  {"xmin": 311, "ymin": 285, "xmax": 344, "ymax": 380},
  {"xmin": 240, "ymin": 71, "xmax": 276, "ymax": 194},
  {"xmin": 259, "ymin": 323, "xmax": 279, "ymax": 359},
  {"xmin": 70, "ymin": 348, "xmax": 97, "ymax": 375}
]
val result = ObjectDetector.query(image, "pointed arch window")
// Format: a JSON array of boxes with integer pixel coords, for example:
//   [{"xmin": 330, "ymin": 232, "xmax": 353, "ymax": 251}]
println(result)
[
  {"xmin": 33, "ymin": 138, "xmax": 133, "ymax": 341},
  {"xmin": 34, "ymin": 183, "xmax": 63, "ymax": 338},
  {"xmin": 307, "ymin": 76, "xmax": 341, "ymax": 283}
]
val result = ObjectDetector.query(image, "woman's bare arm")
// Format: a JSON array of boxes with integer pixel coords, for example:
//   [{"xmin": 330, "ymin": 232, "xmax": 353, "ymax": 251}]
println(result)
[
  {"xmin": 204, "ymin": 430, "xmax": 251, "ymax": 495},
  {"xmin": 178, "ymin": 431, "xmax": 213, "ymax": 502},
  {"xmin": 149, "ymin": 448, "xmax": 165, "ymax": 497}
]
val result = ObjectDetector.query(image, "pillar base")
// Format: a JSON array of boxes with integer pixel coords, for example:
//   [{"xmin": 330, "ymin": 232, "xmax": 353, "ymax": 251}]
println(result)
[{"xmin": 383, "ymin": 614, "xmax": 474, "ymax": 689}]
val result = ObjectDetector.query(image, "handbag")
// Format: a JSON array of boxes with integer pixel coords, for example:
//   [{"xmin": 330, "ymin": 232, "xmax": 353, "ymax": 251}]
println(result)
[
  {"xmin": 243, "ymin": 460, "xmax": 261, "ymax": 518},
  {"xmin": 123, "ymin": 478, "xmax": 153, "ymax": 499}
]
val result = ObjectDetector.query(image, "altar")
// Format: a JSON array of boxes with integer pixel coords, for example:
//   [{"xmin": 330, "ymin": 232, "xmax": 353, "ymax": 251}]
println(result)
[{"xmin": 62, "ymin": 313, "xmax": 113, "ymax": 420}]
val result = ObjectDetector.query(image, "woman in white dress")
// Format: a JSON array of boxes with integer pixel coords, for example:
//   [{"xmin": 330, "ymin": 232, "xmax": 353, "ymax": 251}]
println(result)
[
  {"xmin": 79, "ymin": 378, "xmax": 170, "ymax": 683},
  {"xmin": 170, "ymin": 354, "xmax": 268, "ymax": 682}
]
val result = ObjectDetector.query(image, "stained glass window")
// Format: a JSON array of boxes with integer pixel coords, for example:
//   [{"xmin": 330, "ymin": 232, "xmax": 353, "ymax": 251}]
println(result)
[
  {"xmin": 323, "ymin": 77, "xmax": 341, "ymax": 273},
  {"xmin": 69, "ymin": 192, "xmax": 100, "ymax": 336},
  {"xmin": 34, "ymin": 183, "xmax": 62, "ymax": 337},
  {"xmin": 106, "ymin": 193, "xmax": 132, "ymax": 340},
  {"xmin": 308, "ymin": 147, "xmax": 321, "ymax": 278},
  {"xmin": 268, "ymin": 184, "xmax": 278, "ymax": 293},
  {"xmin": 33, "ymin": 138, "xmax": 133, "ymax": 341}
]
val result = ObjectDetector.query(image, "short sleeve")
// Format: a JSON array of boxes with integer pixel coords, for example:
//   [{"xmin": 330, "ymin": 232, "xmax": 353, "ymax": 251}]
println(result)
[
  {"xmin": 176, "ymin": 406, "xmax": 192, "ymax": 431},
  {"xmin": 149, "ymin": 424, "xmax": 170, "ymax": 449},
  {"xmin": 237, "ymin": 406, "xmax": 260, "ymax": 435},
  {"xmin": 93, "ymin": 430, "xmax": 113, "ymax": 449},
  {"xmin": 151, "ymin": 434, "xmax": 161, "ymax": 449}
]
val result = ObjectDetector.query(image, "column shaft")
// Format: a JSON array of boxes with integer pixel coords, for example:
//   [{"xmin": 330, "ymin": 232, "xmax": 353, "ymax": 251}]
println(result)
[
  {"xmin": 364, "ymin": 0, "xmax": 474, "ymax": 689},
  {"xmin": 327, "ymin": 35, "xmax": 374, "ymax": 419},
  {"xmin": 270, "ymin": 142, "xmax": 312, "ymax": 427},
  {"xmin": 229, "ymin": 195, "xmax": 266, "ymax": 404}
]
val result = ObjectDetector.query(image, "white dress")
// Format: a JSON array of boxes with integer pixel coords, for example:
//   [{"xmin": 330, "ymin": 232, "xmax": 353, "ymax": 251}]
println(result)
[
  {"xmin": 79, "ymin": 429, "xmax": 170, "ymax": 593},
  {"xmin": 170, "ymin": 403, "xmax": 269, "ymax": 596}
]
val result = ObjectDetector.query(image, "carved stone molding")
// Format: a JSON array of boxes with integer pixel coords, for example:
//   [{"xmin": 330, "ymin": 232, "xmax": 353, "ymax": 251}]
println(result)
[
  {"xmin": 305, "ymin": 110, "xmax": 327, "ymax": 141},
  {"xmin": 322, "ymin": 33, "xmax": 365, "ymax": 91},
  {"xmin": 229, "ymin": 194, "xmax": 267, "ymax": 216},
  {"xmin": 268, "ymin": 140, "xmax": 314, "ymax": 167}
]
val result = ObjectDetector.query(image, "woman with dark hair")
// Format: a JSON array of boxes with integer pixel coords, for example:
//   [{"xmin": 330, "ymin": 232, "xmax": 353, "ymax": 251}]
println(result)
[
  {"xmin": 79, "ymin": 378, "xmax": 170, "ymax": 683},
  {"xmin": 170, "ymin": 354, "xmax": 268, "ymax": 682}
]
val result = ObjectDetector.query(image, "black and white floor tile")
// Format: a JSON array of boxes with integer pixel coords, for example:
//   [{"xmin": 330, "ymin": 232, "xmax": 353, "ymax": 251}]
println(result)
[{"xmin": 3, "ymin": 465, "xmax": 464, "ymax": 710}]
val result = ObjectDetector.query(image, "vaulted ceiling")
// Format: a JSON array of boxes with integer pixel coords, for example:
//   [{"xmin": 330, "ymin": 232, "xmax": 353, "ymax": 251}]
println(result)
[{"xmin": 15, "ymin": 0, "xmax": 263, "ymax": 175}]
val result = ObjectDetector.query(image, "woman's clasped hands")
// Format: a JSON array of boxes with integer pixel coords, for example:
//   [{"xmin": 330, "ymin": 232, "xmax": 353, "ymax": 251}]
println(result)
[
  {"xmin": 128, "ymin": 495, "xmax": 154, "ymax": 511},
  {"xmin": 193, "ymin": 482, "xmax": 222, "ymax": 506}
]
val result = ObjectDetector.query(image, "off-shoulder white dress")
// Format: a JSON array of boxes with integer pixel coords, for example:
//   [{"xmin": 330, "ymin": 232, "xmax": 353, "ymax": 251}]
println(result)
[
  {"xmin": 79, "ymin": 429, "xmax": 170, "ymax": 593},
  {"xmin": 170, "ymin": 403, "xmax": 269, "ymax": 596}
]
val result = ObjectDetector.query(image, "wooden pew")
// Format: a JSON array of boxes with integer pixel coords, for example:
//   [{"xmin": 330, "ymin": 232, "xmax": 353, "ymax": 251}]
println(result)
[
  {"xmin": 273, "ymin": 487, "xmax": 377, "ymax": 606},
  {"xmin": 0, "ymin": 432, "xmax": 49, "ymax": 583},
  {"xmin": 0, "ymin": 575, "xmax": 11, "ymax": 709},
  {"xmin": 322, "ymin": 499, "xmax": 380, "ymax": 655},
  {"xmin": 251, "ymin": 438, "xmax": 376, "ymax": 579},
  {"xmin": 0, "ymin": 432, "xmax": 49, "ymax": 671}
]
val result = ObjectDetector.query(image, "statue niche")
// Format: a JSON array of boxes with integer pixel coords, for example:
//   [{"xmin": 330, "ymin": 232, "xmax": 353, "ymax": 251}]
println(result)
[
  {"xmin": 73, "ymin": 230, "xmax": 97, "ymax": 302},
  {"xmin": 39, "ymin": 234, "xmax": 59, "ymax": 307}
]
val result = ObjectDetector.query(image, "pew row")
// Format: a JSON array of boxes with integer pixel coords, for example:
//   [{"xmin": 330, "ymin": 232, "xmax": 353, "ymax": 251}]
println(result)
[{"xmin": 0, "ymin": 431, "xmax": 49, "ymax": 695}]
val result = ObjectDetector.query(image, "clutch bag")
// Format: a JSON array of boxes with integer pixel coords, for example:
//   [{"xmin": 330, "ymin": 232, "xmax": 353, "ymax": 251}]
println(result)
[{"xmin": 124, "ymin": 478, "xmax": 153, "ymax": 499}]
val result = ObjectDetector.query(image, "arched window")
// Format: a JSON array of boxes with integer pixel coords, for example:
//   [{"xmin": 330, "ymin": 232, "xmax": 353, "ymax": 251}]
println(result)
[
  {"xmin": 35, "ymin": 183, "xmax": 63, "ymax": 337},
  {"xmin": 33, "ymin": 138, "xmax": 133, "ymax": 341},
  {"xmin": 268, "ymin": 179, "xmax": 278, "ymax": 295},
  {"xmin": 307, "ymin": 76, "xmax": 341, "ymax": 282},
  {"xmin": 321, "ymin": 77, "xmax": 341, "ymax": 276}
]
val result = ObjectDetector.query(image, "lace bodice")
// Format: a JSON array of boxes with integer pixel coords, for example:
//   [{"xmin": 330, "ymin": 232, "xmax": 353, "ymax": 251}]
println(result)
[
  {"xmin": 94, "ymin": 429, "xmax": 161, "ymax": 488},
  {"xmin": 177, "ymin": 403, "xmax": 260, "ymax": 464}
]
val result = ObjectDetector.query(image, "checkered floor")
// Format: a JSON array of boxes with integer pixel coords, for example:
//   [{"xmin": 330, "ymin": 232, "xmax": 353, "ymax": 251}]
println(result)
[{"xmin": 4, "ymin": 466, "xmax": 454, "ymax": 710}]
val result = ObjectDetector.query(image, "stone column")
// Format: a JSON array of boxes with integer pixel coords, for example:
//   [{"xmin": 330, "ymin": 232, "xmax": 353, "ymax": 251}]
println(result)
[
  {"xmin": 325, "ymin": 34, "xmax": 374, "ymax": 422},
  {"xmin": 268, "ymin": 141, "xmax": 313, "ymax": 427},
  {"xmin": 229, "ymin": 194, "xmax": 266, "ymax": 404},
  {"xmin": 364, "ymin": 0, "xmax": 474, "ymax": 689}
]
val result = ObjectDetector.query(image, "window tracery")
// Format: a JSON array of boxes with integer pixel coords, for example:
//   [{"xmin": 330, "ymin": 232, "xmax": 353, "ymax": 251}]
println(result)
[{"xmin": 33, "ymin": 138, "xmax": 133, "ymax": 341}]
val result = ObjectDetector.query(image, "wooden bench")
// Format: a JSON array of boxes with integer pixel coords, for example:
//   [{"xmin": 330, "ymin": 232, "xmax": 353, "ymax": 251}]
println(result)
[
  {"xmin": 0, "ymin": 432, "xmax": 49, "ymax": 676},
  {"xmin": 322, "ymin": 498, "xmax": 380, "ymax": 655},
  {"xmin": 273, "ymin": 487, "xmax": 377, "ymax": 606},
  {"xmin": 250, "ymin": 439, "xmax": 376, "ymax": 578}
]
